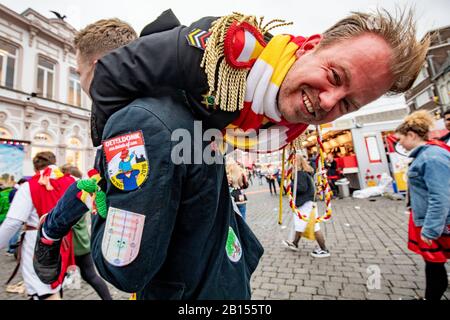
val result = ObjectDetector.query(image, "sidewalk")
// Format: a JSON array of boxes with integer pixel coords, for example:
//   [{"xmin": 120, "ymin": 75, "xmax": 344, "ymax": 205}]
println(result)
[{"xmin": 0, "ymin": 183, "xmax": 448, "ymax": 300}]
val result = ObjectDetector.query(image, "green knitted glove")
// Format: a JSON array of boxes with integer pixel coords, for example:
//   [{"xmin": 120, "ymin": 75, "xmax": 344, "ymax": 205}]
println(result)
[
  {"xmin": 95, "ymin": 191, "xmax": 107, "ymax": 219},
  {"xmin": 76, "ymin": 178, "xmax": 107, "ymax": 219},
  {"xmin": 76, "ymin": 178, "xmax": 97, "ymax": 193}
]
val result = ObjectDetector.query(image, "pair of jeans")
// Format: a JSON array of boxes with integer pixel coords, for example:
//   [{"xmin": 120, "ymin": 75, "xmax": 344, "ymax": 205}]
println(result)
[
  {"xmin": 43, "ymin": 183, "xmax": 89, "ymax": 239},
  {"xmin": 7, "ymin": 229, "xmax": 21, "ymax": 254},
  {"xmin": 268, "ymin": 180, "xmax": 277, "ymax": 195},
  {"xmin": 237, "ymin": 204, "xmax": 246, "ymax": 221}
]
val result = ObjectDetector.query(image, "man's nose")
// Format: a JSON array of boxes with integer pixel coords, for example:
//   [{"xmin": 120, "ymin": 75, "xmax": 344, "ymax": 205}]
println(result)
[{"xmin": 318, "ymin": 90, "xmax": 346, "ymax": 112}]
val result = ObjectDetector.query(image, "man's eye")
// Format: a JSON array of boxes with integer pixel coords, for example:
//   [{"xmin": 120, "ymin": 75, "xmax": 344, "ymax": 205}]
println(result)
[
  {"xmin": 332, "ymin": 69, "xmax": 341, "ymax": 86},
  {"xmin": 341, "ymin": 99, "xmax": 350, "ymax": 113}
]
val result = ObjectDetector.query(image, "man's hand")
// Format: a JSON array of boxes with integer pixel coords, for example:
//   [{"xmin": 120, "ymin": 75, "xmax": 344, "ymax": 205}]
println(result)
[{"xmin": 420, "ymin": 234, "xmax": 433, "ymax": 246}]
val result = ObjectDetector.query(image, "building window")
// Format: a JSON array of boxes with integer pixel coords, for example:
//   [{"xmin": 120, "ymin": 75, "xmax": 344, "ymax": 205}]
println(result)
[
  {"xmin": 364, "ymin": 135, "xmax": 382, "ymax": 164},
  {"xmin": 0, "ymin": 127, "xmax": 12, "ymax": 139},
  {"xmin": 0, "ymin": 39, "xmax": 17, "ymax": 89},
  {"xmin": 66, "ymin": 137, "xmax": 83, "ymax": 171},
  {"xmin": 415, "ymin": 88, "xmax": 433, "ymax": 108},
  {"xmin": 31, "ymin": 132, "xmax": 55, "ymax": 160},
  {"xmin": 36, "ymin": 56, "xmax": 55, "ymax": 99},
  {"xmin": 439, "ymin": 84, "xmax": 449, "ymax": 104},
  {"xmin": 68, "ymin": 68, "xmax": 81, "ymax": 106},
  {"xmin": 413, "ymin": 65, "xmax": 429, "ymax": 85},
  {"xmin": 33, "ymin": 132, "xmax": 53, "ymax": 144}
]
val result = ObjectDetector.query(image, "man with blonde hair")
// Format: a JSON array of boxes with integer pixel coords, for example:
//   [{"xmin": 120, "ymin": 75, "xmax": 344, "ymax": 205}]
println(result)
[{"xmin": 87, "ymin": 8, "xmax": 429, "ymax": 151}]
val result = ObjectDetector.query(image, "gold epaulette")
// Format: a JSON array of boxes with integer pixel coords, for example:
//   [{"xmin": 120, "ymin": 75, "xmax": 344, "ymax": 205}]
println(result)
[
  {"xmin": 292, "ymin": 134, "xmax": 307, "ymax": 150},
  {"xmin": 200, "ymin": 13, "xmax": 292, "ymax": 113},
  {"xmin": 200, "ymin": 13, "xmax": 258, "ymax": 112}
]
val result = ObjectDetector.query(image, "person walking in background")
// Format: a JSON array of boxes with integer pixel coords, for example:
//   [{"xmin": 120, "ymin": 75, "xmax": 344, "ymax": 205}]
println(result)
[
  {"xmin": 282, "ymin": 155, "xmax": 330, "ymax": 258},
  {"xmin": 438, "ymin": 108, "xmax": 450, "ymax": 145},
  {"xmin": 324, "ymin": 153, "xmax": 339, "ymax": 197},
  {"xmin": 309, "ymin": 151, "xmax": 318, "ymax": 172},
  {"xmin": 256, "ymin": 168, "xmax": 263, "ymax": 185},
  {"xmin": 265, "ymin": 165, "xmax": 277, "ymax": 195},
  {"xmin": 5, "ymin": 178, "xmax": 29, "ymax": 256},
  {"xmin": 60, "ymin": 164, "xmax": 113, "ymax": 300},
  {"xmin": 226, "ymin": 162, "xmax": 249, "ymax": 220},
  {"xmin": 246, "ymin": 168, "xmax": 253, "ymax": 186},
  {"xmin": 0, "ymin": 152, "xmax": 75, "ymax": 300},
  {"xmin": 395, "ymin": 111, "xmax": 450, "ymax": 300}
]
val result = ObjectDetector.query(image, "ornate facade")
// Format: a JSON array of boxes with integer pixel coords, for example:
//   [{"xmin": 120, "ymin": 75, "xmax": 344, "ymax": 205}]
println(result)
[{"xmin": 0, "ymin": 4, "xmax": 95, "ymax": 176}]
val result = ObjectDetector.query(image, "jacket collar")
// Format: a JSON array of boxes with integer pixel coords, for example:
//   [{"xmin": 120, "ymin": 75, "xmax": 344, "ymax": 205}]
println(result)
[{"xmin": 409, "ymin": 144, "xmax": 428, "ymax": 159}]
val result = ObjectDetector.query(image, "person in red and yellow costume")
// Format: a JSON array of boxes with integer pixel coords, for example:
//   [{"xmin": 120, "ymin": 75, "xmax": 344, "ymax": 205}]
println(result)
[{"xmin": 0, "ymin": 152, "xmax": 75, "ymax": 300}]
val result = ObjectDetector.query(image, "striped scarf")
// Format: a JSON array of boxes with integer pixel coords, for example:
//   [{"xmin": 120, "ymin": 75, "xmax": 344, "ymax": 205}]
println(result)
[{"xmin": 223, "ymin": 34, "xmax": 308, "ymax": 153}]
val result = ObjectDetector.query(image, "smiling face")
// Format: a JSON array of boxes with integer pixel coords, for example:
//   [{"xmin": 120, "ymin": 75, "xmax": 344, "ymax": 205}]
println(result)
[{"xmin": 278, "ymin": 33, "xmax": 394, "ymax": 124}]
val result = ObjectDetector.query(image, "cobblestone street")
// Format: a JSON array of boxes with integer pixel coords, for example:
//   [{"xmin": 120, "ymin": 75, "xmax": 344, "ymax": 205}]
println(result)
[{"xmin": 1, "ymin": 182, "xmax": 449, "ymax": 300}]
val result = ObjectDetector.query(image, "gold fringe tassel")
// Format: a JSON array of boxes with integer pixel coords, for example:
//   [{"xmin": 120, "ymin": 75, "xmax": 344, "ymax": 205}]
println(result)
[{"xmin": 201, "ymin": 12, "xmax": 293, "ymax": 112}]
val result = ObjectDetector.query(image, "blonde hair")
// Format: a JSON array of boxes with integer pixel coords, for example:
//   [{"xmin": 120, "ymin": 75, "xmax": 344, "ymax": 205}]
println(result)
[
  {"xmin": 395, "ymin": 110, "xmax": 434, "ymax": 140},
  {"xmin": 296, "ymin": 155, "xmax": 314, "ymax": 174},
  {"xmin": 226, "ymin": 163, "xmax": 246, "ymax": 188},
  {"xmin": 74, "ymin": 18, "xmax": 137, "ymax": 60},
  {"xmin": 319, "ymin": 8, "xmax": 430, "ymax": 94}
]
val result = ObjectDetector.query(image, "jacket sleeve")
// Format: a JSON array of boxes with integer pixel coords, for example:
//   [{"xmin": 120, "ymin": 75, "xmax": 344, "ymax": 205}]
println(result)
[
  {"xmin": 89, "ymin": 17, "xmax": 216, "ymax": 146},
  {"xmin": 90, "ymin": 103, "xmax": 186, "ymax": 293},
  {"xmin": 421, "ymin": 155, "xmax": 450, "ymax": 239}
]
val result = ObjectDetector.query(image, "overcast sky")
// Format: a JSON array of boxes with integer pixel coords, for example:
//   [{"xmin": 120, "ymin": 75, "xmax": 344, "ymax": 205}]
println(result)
[
  {"xmin": 2, "ymin": 0, "xmax": 449, "ymax": 111},
  {"xmin": 2, "ymin": 0, "xmax": 448, "ymax": 38}
]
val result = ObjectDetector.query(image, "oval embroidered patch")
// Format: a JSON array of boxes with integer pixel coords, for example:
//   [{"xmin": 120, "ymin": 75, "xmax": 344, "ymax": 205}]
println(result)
[
  {"xmin": 225, "ymin": 227, "xmax": 242, "ymax": 263},
  {"xmin": 102, "ymin": 131, "xmax": 149, "ymax": 191},
  {"xmin": 101, "ymin": 206, "xmax": 145, "ymax": 267}
]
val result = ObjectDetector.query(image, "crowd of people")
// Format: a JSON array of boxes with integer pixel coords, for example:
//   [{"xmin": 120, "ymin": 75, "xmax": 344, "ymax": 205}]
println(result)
[{"xmin": 0, "ymin": 152, "xmax": 112, "ymax": 300}]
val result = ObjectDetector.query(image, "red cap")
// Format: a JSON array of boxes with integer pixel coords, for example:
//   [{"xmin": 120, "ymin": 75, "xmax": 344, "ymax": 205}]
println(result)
[
  {"xmin": 120, "ymin": 149, "xmax": 129, "ymax": 159},
  {"xmin": 87, "ymin": 168, "xmax": 99, "ymax": 178}
]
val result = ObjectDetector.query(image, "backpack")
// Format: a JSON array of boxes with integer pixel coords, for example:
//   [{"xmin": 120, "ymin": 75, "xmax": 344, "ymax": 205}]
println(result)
[
  {"xmin": 0, "ymin": 187, "xmax": 13, "ymax": 224},
  {"xmin": 28, "ymin": 167, "xmax": 76, "ymax": 289}
]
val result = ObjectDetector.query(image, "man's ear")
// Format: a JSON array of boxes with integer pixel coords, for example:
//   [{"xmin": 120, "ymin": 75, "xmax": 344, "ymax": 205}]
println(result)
[
  {"xmin": 295, "ymin": 34, "xmax": 323, "ymax": 58},
  {"xmin": 407, "ymin": 131, "xmax": 418, "ymax": 140}
]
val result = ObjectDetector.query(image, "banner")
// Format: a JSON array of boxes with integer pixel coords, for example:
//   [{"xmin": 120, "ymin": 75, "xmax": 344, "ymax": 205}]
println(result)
[{"xmin": 0, "ymin": 144, "xmax": 25, "ymax": 186}]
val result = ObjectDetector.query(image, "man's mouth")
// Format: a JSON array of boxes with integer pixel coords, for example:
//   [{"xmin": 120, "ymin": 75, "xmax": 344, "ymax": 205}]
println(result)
[{"xmin": 302, "ymin": 90, "xmax": 315, "ymax": 116}]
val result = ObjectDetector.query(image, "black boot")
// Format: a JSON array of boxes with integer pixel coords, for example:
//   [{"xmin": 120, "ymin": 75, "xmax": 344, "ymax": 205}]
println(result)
[{"xmin": 33, "ymin": 223, "xmax": 62, "ymax": 284}]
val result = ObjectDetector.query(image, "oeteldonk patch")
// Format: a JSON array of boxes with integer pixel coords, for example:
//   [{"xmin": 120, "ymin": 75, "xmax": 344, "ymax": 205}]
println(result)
[{"xmin": 102, "ymin": 131, "xmax": 149, "ymax": 191}]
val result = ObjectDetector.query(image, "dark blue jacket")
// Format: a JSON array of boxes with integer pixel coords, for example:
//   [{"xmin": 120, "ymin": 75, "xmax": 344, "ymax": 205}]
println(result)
[
  {"xmin": 90, "ymin": 93, "xmax": 264, "ymax": 299},
  {"xmin": 293, "ymin": 171, "xmax": 315, "ymax": 208}
]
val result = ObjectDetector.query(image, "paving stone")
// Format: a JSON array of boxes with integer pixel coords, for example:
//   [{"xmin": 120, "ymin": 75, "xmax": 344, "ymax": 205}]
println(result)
[{"xmin": 1, "ymin": 187, "xmax": 449, "ymax": 300}]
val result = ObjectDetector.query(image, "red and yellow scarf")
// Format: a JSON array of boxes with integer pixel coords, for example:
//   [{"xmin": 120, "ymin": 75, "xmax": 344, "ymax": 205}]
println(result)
[{"xmin": 202, "ymin": 15, "xmax": 312, "ymax": 153}]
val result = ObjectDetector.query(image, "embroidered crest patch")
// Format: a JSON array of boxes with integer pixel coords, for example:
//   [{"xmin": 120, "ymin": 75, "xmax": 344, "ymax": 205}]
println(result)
[
  {"xmin": 101, "ymin": 206, "xmax": 145, "ymax": 267},
  {"xmin": 186, "ymin": 28, "xmax": 211, "ymax": 50},
  {"xmin": 225, "ymin": 227, "xmax": 242, "ymax": 263},
  {"xmin": 102, "ymin": 131, "xmax": 149, "ymax": 191}
]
